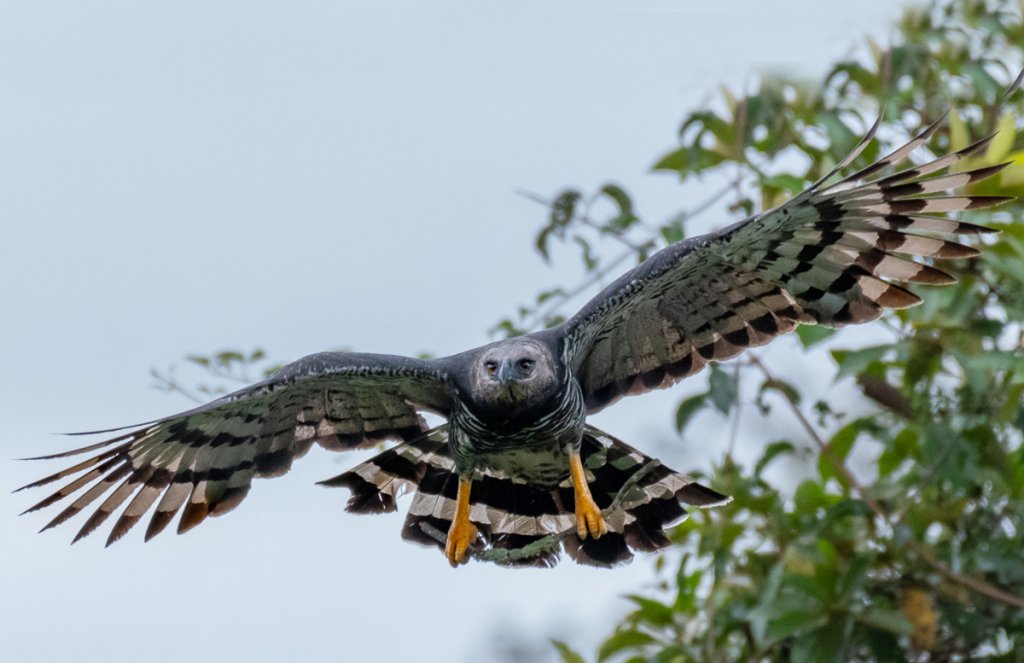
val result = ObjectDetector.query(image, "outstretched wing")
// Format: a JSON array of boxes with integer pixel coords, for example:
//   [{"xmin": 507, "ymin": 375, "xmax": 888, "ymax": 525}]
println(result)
[
  {"xmin": 18, "ymin": 352, "xmax": 454, "ymax": 545},
  {"xmin": 559, "ymin": 115, "xmax": 1011, "ymax": 412}
]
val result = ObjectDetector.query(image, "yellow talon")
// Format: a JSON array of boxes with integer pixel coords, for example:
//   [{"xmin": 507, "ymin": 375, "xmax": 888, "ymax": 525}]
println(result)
[
  {"xmin": 445, "ymin": 477, "xmax": 478, "ymax": 566},
  {"xmin": 569, "ymin": 449, "xmax": 607, "ymax": 539}
]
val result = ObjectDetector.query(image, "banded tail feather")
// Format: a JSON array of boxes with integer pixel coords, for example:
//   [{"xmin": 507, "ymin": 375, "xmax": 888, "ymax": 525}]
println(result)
[{"xmin": 325, "ymin": 424, "xmax": 730, "ymax": 568}]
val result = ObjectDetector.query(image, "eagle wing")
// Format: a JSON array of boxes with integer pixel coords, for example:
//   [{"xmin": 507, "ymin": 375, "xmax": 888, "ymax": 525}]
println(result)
[
  {"xmin": 19, "ymin": 352, "xmax": 454, "ymax": 545},
  {"xmin": 558, "ymin": 115, "xmax": 1011, "ymax": 412}
]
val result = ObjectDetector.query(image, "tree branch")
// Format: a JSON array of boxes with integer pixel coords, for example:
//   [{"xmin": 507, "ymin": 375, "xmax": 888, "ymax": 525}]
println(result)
[{"xmin": 749, "ymin": 354, "xmax": 1024, "ymax": 611}]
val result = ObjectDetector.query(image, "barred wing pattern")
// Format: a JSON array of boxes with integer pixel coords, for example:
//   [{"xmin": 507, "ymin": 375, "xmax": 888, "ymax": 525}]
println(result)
[
  {"xmin": 18, "ymin": 352, "xmax": 454, "ymax": 546},
  {"xmin": 326, "ymin": 424, "xmax": 730, "ymax": 567},
  {"xmin": 563, "ymin": 116, "xmax": 1009, "ymax": 412}
]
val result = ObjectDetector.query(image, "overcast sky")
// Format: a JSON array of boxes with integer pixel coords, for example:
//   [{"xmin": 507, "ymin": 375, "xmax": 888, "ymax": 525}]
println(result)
[{"xmin": 2, "ymin": 2, "xmax": 906, "ymax": 661}]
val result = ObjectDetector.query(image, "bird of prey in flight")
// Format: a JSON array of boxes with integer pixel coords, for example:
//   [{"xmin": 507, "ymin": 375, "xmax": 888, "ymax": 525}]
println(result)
[{"xmin": 18, "ymin": 107, "xmax": 1015, "ymax": 567}]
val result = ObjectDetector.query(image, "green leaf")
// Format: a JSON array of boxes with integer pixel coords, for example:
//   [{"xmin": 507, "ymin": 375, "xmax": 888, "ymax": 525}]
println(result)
[
  {"xmin": 659, "ymin": 215, "xmax": 686, "ymax": 245},
  {"xmin": 878, "ymin": 427, "xmax": 918, "ymax": 477},
  {"xmin": 755, "ymin": 440, "xmax": 796, "ymax": 476},
  {"xmin": 764, "ymin": 608, "xmax": 828, "ymax": 642},
  {"xmin": 820, "ymin": 110, "xmax": 859, "ymax": 158},
  {"xmin": 597, "ymin": 630, "xmax": 656, "ymax": 663},
  {"xmin": 600, "ymin": 183, "xmax": 638, "ymax": 232},
  {"xmin": 215, "ymin": 351, "xmax": 244, "ymax": 365},
  {"xmin": 708, "ymin": 366, "xmax": 738, "ymax": 414},
  {"xmin": 759, "ymin": 377, "xmax": 801, "ymax": 406},
  {"xmin": 790, "ymin": 619, "xmax": 851, "ymax": 663},
  {"xmin": 856, "ymin": 607, "xmax": 914, "ymax": 635},
  {"xmin": 600, "ymin": 183, "xmax": 632, "ymax": 213},
  {"xmin": 818, "ymin": 422, "xmax": 859, "ymax": 484},
  {"xmin": 674, "ymin": 393, "xmax": 708, "ymax": 433},
  {"xmin": 536, "ymin": 189, "xmax": 582, "ymax": 262},
  {"xmin": 794, "ymin": 479, "xmax": 827, "ymax": 513},
  {"xmin": 652, "ymin": 144, "xmax": 726, "ymax": 176},
  {"xmin": 536, "ymin": 288, "xmax": 567, "ymax": 305},
  {"xmin": 186, "ymin": 354, "xmax": 210, "ymax": 367},
  {"xmin": 761, "ymin": 173, "xmax": 807, "ymax": 196},
  {"xmin": 626, "ymin": 595, "xmax": 674, "ymax": 627},
  {"xmin": 987, "ymin": 111, "xmax": 1017, "ymax": 163},
  {"xmin": 836, "ymin": 552, "xmax": 872, "ymax": 600},
  {"xmin": 552, "ymin": 640, "xmax": 586, "ymax": 663},
  {"xmin": 795, "ymin": 324, "xmax": 835, "ymax": 348},
  {"xmin": 831, "ymin": 344, "xmax": 892, "ymax": 380},
  {"xmin": 573, "ymin": 235, "xmax": 598, "ymax": 271},
  {"xmin": 948, "ymin": 110, "xmax": 970, "ymax": 152},
  {"xmin": 963, "ymin": 61, "xmax": 1001, "ymax": 101},
  {"xmin": 550, "ymin": 189, "xmax": 581, "ymax": 228}
]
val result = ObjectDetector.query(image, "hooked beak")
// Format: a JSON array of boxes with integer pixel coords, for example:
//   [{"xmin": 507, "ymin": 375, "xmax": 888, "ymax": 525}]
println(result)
[{"xmin": 496, "ymin": 359, "xmax": 514, "ymax": 385}]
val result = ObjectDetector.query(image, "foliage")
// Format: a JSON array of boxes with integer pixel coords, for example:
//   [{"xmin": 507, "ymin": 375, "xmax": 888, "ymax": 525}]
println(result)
[
  {"xmin": 151, "ymin": 348, "xmax": 279, "ymax": 403},
  {"xmin": 540, "ymin": 1, "xmax": 1024, "ymax": 661}
]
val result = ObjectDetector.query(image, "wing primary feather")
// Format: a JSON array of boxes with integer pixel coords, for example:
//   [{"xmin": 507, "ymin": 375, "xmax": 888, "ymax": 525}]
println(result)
[
  {"xmin": 40, "ymin": 463, "xmax": 133, "ymax": 534},
  {"xmin": 810, "ymin": 113, "xmax": 884, "ymax": 189},
  {"xmin": 838, "ymin": 109, "xmax": 948, "ymax": 185},
  {"xmin": 145, "ymin": 481, "xmax": 192, "ymax": 541},
  {"xmin": 106, "ymin": 469, "xmax": 175, "ymax": 546},
  {"xmin": 18, "ymin": 433, "xmax": 136, "ymax": 461},
  {"xmin": 72, "ymin": 466, "xmax": 156, "ymax": 544},
  {"xmin": 19, "ymin": 455, "xmax": 124, "ymax": 515},
  {"xmin": 15, "ymin": 442, "xmax": 131, "ymax": 492}
]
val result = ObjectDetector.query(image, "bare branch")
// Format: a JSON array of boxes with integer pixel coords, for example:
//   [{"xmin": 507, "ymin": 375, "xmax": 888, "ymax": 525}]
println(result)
[{"xmin": 149, "ymin": 368, "xmax": 203, "ymax": 404}]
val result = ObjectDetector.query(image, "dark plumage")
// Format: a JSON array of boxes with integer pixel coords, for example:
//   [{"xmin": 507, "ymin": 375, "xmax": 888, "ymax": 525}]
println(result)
[{"xmin": 17, "ymin": 107, "xmax": 1016, "ymax": 567}]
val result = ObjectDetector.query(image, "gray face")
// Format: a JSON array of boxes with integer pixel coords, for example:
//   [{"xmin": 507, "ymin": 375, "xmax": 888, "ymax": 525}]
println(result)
[{"xmin": 468, "ymin": 338, "xmax": 559, "ymax": 414}]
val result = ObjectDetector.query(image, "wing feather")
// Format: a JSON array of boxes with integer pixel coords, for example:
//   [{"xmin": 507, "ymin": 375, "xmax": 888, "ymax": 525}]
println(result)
[
  {"xmin": 559, "ymin": 113, "xmax": 1011, "ymax": 412},
  {"xmin": 20, "ymin": 352, "xmax": 454, "ymax": 544}
]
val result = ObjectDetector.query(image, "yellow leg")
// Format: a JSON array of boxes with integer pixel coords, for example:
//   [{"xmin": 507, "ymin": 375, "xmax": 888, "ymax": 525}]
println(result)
[
  {"xmin": 445, "ymin": 477, "xmax": 478, "ymax": 566},
  {"xmin": 569, "ymin": 449, "xmax": 607, "ymax": 540}
]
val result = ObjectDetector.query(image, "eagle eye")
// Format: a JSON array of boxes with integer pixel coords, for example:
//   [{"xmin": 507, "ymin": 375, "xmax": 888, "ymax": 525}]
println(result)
[
  {"xmin": 518, "ymin": 358, "xmax": 535, "ymax": 374},
  {"xmin": 484, "ymin": 361, "xmax": 498, "ymax": 374}
]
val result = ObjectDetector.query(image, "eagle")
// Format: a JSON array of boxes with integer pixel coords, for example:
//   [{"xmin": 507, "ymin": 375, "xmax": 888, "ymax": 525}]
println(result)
[{"xmin": 18, "ymin": 110, "xmax": 1014, "ymax": 568}]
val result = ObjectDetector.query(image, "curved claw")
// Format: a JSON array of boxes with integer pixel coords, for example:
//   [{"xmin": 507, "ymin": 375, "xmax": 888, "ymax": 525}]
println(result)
[
  {"xmin": 445, "ymin": 517, "xmax": 478, "ymax": 566},
  {"xmin": 575, "ymin": 496, "xmax": 607, "ymax": 540}
]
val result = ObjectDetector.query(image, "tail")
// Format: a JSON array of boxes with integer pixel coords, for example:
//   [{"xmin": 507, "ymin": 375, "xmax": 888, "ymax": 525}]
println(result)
[{"xmin": 320, "ymin": 424, "xmax": 730, "ymax": 568}]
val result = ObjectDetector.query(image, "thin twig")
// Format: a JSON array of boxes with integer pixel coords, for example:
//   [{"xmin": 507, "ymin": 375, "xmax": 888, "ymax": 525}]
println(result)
[
  {"xmin": 749, "ymin": 355, "xmax": 1024, "ymax": 611},
  {"xmin": 520, "ymin": 249, "xmax": 636, "ymax": 331},
  {"xmin": 577, "ymin": 214, "xmax": 653, "ymax": 253},
  {"xmin": 516, "ymin": 180, "xmax": 739, "ymax": 333},
  {"xmin": 149, "ymin": 368, "xmax": 203, "ymax": 404},
  {"xmin": 727, "ymin": 362, "xmax": 743, "ymax": 456}
]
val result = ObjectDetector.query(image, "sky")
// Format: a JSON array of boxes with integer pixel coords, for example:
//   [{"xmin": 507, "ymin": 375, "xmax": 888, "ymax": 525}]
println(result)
[{"xmin": 2, "ymin": 2, "xmax": 907, "ymax": 661}]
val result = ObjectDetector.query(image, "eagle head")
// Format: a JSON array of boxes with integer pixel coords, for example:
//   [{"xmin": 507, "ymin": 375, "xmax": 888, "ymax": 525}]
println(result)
[{"xmin": 467, "ymin": 337, "xmax": 560, "ymax": 418}]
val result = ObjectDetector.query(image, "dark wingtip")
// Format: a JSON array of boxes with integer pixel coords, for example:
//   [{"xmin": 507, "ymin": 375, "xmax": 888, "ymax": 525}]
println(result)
[
  {"xmin": 966, "ymin": 195, "xmax": 1014, "ymax": 210},
  {"xmin": 144, "ymin": 510, "xmax": 176, "ymax": 542},
  {"xmin": 329, "ymin": 472, "xmax": 398, "ymax": 514},
  {"xmin": 997, "ymin": 67, "xmax": 1024, "ymax": 107},
  {"xmin": 59, "ymin": 415, "xmax": 167, "ymax": 436},
  {"xmin": 676, "ymin": 482, "xmax": 732, "ymax": 508}
]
